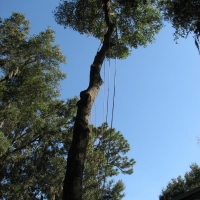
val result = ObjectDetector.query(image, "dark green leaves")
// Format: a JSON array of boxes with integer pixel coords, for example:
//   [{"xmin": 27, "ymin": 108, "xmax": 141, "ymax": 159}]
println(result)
[
  {"xmin": 0, "ymin": 13, "xmax": 135, "ymax": 200},
  {"xmin": 0, "ymin": 13, "xmax": 71, "ymax": 199},
  {"xmin": 0, "ymin": 13, "xmax": 66, "ymax": 115},
  {"xmin": 159, "ymin": 163, "xmax": 200, "ymax": 200},
  {"xmin": 83, "ymin": 123, "xmax": 135, "ymax": 199},
  {"xmin": 159, "ymin": 0, "xmax": 200, "ymax": 39},
  {"xmin": 54, "ymin": 0, "xmax": 163, "ymax": 59}
]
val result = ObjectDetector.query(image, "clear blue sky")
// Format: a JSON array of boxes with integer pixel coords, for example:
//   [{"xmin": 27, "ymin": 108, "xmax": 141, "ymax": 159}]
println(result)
[{"xmin": 1, "ymin": 1, "xmax": 200, "ymax": 199}]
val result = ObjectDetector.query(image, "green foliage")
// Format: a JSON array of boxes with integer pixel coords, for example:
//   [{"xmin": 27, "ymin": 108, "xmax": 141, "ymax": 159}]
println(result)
[
  {"xmin": 101, "ymin": 179, "xmax": 125, "ymax": 200},
  {"xmin": 159, "ymin": 163, "xmax": 200, "ymax": 200},
  {"xmin": 0, "ymin": 13, "xmax": 73, "ymax": 199},
  {"xmin": 54, "ymin": 0, "xmax": 163, "ymax": 59},
  {"xmin": 83, "ymin": 123, "xmax": 135, "ymax": 199},
  {"xmin": 159, "ymin": 0, "xmax": 200, "ymax": 38},
  {"xmin": 0, "ymin": 13, "xmax": 135, "ymax": 200},
  {"xmin": 159, "ymin": 0, "xmax": 200, "ymax": 53},
  {"xmin": 0, "ymin": 97, "xmax": 77, "ymax": 199},
  {"xmin": 0, "ymin": 131, "xmax": 10, "ymax": 155},
  {"xmin": 0, "ymin": 12, "xmax": 66, "ymax": 111}
]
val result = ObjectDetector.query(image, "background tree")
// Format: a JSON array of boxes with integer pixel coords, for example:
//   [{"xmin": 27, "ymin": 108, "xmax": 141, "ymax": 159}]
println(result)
[
  {"xmin": 159, "ymin": 163, "xmax": 200, "ymax": 200},
  {"xmin": 0, "ymin": 13, "xmax": 135, "ymax": 200},
  {"xmin": 83, "ymin": 123, "xmax": 135, "ymax": 200},
  {"xmin": 0, "ymin": 13, "xmax": 74, "ymax": 199},
  {"xmin": 54, "ymin": 0, "xmax": 163, "ymax": 198},
  {"xmin": 159, "ymin": 0, "xmax": 200, "ymax": 53},
  {"xmin": 0, "ymin": 98, "xmax": 77, "ymax": 200}
]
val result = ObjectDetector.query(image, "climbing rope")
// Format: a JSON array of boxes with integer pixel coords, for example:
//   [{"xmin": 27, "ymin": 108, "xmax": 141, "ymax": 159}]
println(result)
[{"xmin": 102, "ymin": 24, "xmax": 118, "ymax": 194}]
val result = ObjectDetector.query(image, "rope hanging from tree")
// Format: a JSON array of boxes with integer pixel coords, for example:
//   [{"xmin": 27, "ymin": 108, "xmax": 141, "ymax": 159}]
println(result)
[
  {"xmin": 102, "ymin": 23, "xmax": 118, "ymax": 194},
  {"xmin": 89, "ymin": 1, "xmax": 118, "ymax": 195}
]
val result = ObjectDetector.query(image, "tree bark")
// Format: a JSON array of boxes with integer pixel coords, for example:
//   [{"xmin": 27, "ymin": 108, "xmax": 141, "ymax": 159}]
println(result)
[{"xmin": 62, "ymin": 1, "xmax": 115, "ymax": 200}]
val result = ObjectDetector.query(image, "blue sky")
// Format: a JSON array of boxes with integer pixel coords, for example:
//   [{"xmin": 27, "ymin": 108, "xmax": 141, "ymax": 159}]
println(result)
[{"xmin": 1, "ymin": 1, "xmax": 200, "ymax": 199}]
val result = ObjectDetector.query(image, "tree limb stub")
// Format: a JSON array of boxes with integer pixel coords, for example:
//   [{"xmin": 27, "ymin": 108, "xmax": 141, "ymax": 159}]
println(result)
[{"xmin": 63, "ymin": 1, "xmax": 115, "ymax": 199}]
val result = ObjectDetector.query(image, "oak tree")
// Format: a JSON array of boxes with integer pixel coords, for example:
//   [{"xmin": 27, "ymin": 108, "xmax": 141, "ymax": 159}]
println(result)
[{"xmin": 54, "ymin": 0, "xmax": 163, "ymax": 199}]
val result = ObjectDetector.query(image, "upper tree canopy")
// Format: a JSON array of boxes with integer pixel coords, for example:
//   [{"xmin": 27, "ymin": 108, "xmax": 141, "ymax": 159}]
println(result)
[
  {"xmin": 54, "ymin": 0, "xmax": 163, "ymax": 59},
  {"xmin": 160, "ymin": 0, "xmax": 200, "ymax": 39},
  {"xmin": 159, "ymin": 0, "xmax": 200, "ymax": 52},
  {"xmin": 0, "ymin": 12, "xmax": 66, "ymax": 105},
  {"xmin": 0, "ymin": 13, "xmax": 73, "ymax": 199}
]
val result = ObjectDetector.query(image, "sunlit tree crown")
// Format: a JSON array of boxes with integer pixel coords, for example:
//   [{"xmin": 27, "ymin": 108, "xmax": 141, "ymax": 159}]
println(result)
[{"xmin": 54, "ymin": 0, "xmax": 163, "ymax": 59}]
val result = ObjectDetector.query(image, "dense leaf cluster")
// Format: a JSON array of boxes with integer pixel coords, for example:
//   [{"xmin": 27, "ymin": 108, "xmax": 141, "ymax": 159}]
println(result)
[
  {"xmin": 159, "ymin": 0, "xmax": 200, "ymax": 38},
  {"xmin": 0, "ymin": 13, "xmax": 73, "ymax": 199},
  {"xmin": 159, "ymin": 0, "xmax": 200, "ymax": 53},
  {"xmin": 159, "ymin": 164, "xmax": 200, "ymax": 200},
  {"xmin": 0, "ymin": 13, "xmax": 134, "ymax": 199},
  {"xmin": 54, "ymin": 0, "xmax": 163, "ymax": 59},
  {"xmin": 83, "ymin": 123, "xmax": 135, "ymax": 199},
  {"xmin": 3, "ymin": 1, "xmax": 199, "ymax": 198}
]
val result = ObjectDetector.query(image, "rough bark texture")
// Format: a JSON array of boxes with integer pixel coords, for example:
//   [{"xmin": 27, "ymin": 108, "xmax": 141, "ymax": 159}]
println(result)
[{"xmin": 62, "ymin": 1, "xmax": 115, "ymax": 200}]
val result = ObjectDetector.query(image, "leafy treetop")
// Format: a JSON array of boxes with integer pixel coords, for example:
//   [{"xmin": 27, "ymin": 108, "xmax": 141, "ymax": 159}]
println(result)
[
  {"xmin": 54, "ymin": 0, "xmax": 163, "ymax": 59},
  {"xmin": 0, "ymin": 12, "xmax": 73, "ymax": 199},
  {"xmin": 159, "ymin": 0, "xmax": 200, "ymax": 53},
  {"xmin": 0, "ymin": 12, "xmax": 66, "ymax": 111}
]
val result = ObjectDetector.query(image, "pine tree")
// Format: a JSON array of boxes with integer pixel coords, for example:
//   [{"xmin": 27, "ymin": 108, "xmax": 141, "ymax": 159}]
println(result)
[
  {"xmin": 83, "ymin": 123, "xmax": 135, "ymax": 199},
  {"xmin": 159, "ymin": 164, "xmax": 200, "ymax": 200}
]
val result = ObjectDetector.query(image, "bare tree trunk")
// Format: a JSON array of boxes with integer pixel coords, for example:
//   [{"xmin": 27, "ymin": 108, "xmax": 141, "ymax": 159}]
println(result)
[{"xmin": 62, "ymin": 1, "xmax": 115, "ymax": 200}]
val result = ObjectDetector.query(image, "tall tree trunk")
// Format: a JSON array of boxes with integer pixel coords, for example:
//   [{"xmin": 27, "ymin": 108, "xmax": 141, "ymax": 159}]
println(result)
[{"xmin": 62, "ymin": 1, "xmax": 115, "ymax": 199}]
